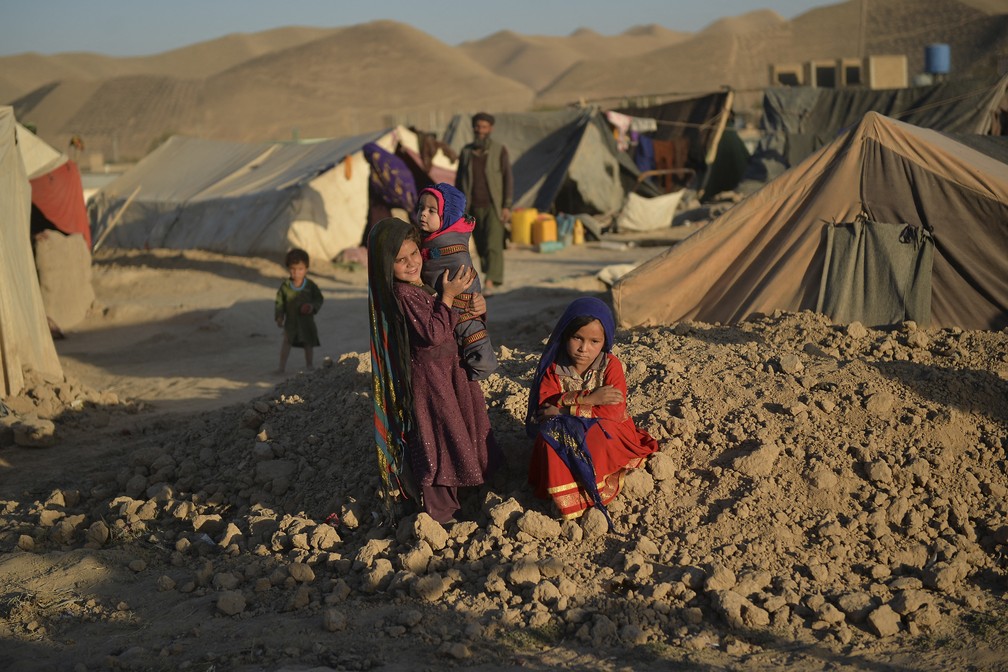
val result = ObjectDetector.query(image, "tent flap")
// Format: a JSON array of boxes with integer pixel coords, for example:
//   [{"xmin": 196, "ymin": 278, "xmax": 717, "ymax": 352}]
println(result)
[{"xmin": 817, "ymin": 218, "xmax": 934, "ymax": 327}]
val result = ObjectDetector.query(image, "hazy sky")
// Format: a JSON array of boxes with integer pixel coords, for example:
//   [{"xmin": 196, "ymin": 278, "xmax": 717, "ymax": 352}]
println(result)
[{"xmin": 1, "ymin": 0, "xmax": 830, "ymax": 57}]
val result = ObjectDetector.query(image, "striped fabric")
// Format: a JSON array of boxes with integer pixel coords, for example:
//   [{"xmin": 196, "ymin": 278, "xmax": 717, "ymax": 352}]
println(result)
[{"xmin": 367, "ymin": 218, "xmax": 419, "ymax": 524}]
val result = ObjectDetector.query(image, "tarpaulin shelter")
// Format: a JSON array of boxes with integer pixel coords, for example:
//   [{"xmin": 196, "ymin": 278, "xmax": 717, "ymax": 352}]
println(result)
[
  {"xmin": 610, "ymin": 89, "xmax": 735, "ymax": 198},
  {"xmin": 741, "ymin": 75, "xmax": 1008, "ymax": 192},
  {"xmin": 443, "ymin": 107, "xmax": 650, "ymax": 217},
  {"xmin": 612, "ymin": 112, "xmax": 1008, "ymax": 331},
  {"xmin": 0, "ymin": 107, "xmax": 63, "ymax": 395},
  {"xmin": 88, "ymin": 127, "xmax": 443, "ymax": 260}
]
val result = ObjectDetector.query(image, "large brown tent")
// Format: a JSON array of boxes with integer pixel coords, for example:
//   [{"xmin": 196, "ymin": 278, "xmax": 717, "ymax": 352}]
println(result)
[
  {"xmin": 0, "ymin": 106, "xmax": 63, "ymax": 396},
  {"xmin": 612, "ymin": 112, "xmax": 1008, "ymax": 331}
]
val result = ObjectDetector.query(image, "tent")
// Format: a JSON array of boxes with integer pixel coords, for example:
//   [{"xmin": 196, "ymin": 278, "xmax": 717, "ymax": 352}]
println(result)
[
  {"xmin": 17, "ymin": 122, "xmax": 91, "ymax": 248},
  {"xmin": 740, "ymin": 75, "xmax": 1008, "ymax": 192},
  {"xmin": 612, "ymin": 112, "xmax": 1008, "ymax": 331},
  {"xmin": 610, "ymin": 89, "xmax": 735, "ymax": 199},
  {"xmin": 88, "ymin": 126, "xmax": 450, "ymax": 261},
  {"xmin": 16, "ymin": 123, "xmax": 95, "ymax": 331},
  {"xmin": 0, "ymin": 106, "xmax": 63, "ymax": 396},
  {"xmin": 443, "ymin": 107, "xmax": 651, "ymax": 218}
]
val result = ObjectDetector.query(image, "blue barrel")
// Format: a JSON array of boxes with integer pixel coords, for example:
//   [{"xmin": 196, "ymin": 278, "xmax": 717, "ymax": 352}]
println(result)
[{"xmin": 925, "ymin": 44, "xmax": 951, "ymax": 74}]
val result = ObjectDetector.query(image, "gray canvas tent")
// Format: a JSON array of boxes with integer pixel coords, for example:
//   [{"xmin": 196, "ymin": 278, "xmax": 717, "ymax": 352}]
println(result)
[
  {"xmin": 612, "ymin": 112, "xmax": 1008, "ymax": 331},
  {"xmin": 88, "ymin": 128, "xmax": 422, "ymax": 260},
  {"xmin": 741, "ymin": 74, "xmax": 1008, "ymax": 192},
  {"xmin": 443, "ymin": 107, "xmax": 651, "ymax": 218},
  {"xmin": 0, "ymin": 106, "xmax": 63, "ymax": 396}
]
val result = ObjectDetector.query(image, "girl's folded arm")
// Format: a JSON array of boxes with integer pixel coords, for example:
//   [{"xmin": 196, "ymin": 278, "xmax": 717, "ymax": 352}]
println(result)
[{"xmin": 591, "ymin": 355, "xmax": 629, "ymax": 420}]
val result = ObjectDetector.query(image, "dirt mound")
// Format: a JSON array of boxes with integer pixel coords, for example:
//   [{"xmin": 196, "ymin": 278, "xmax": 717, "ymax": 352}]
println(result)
[{"xmin": 2, "ymin": 310, "xmax": 1006, "ymax": 669}]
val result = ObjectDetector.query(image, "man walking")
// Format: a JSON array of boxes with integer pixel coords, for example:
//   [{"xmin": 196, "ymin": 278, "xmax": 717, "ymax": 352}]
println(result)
[{"xmin": 455, "ymin": 112, "xmax": 513, "ymax": 293}]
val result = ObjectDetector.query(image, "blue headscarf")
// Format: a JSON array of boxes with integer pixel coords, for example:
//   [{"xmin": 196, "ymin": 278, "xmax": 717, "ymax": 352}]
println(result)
[
  {"xmin": 525, "ymin": 297, "xmax": 616, "ymax": 437},
  {"xmin": 418, "ymin": 182, "xmax": 468, "ymax": 233},
  {"xmin": 525, "ymin": 297, "xmax": 618, "ymax": 530}
]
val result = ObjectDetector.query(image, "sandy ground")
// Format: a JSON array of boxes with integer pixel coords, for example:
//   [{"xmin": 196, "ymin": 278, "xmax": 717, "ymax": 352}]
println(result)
[
  {"xmin": 1, "ymin": 228, "xmax": 1007, "ymax": 671},
  {"xmin": 56, "ymin": 235, "xmax": 677, "ymax": 416}
]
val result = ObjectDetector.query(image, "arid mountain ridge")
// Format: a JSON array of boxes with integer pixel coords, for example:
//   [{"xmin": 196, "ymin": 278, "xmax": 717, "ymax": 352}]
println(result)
[{"xmin": 4, "ymin": 0, "xmax": 1007, "ymax": 163}]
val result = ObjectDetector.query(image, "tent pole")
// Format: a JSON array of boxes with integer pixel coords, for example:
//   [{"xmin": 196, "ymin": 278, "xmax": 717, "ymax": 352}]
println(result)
[
  {"xmin": 93, "ymin": 185, "xmax": 141, "ymax": 251},
  {"xmin": 697, "ymin": 88, "xmax": 735, "ymax": 200}
]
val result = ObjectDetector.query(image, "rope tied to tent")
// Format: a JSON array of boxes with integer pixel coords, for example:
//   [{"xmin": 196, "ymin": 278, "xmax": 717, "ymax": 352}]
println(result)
[{"xmin": 886, "ymin": 78, "xmax": 1008, "ymax": 122}]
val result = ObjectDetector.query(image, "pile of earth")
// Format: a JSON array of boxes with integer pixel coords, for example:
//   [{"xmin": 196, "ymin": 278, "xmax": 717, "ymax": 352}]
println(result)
[{"xmin": 1, "ymin": 309, "xmax": 1007, "ymax": 670}]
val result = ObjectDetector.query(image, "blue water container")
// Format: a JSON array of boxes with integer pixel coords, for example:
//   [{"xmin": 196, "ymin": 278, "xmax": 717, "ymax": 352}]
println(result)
[{"xmin": 925, "ymin": 44, "xmax": 951, "ymax": 74}]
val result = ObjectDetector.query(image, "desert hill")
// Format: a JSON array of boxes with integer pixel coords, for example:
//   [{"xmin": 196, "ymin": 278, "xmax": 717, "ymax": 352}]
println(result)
[
  {"xmin": 0, "ymin": 27, "xmax": 340, "ymax": 104},
  {"xmin": 536, "ymin": 0, "xmax": 1008, "ymax": 111},
  {"xmin": 192, "ymin": 21, "xmax": 534, "ymax": 143},
  {"xmin": 12, "ymin": 21, "xmax": 536, "ymax": 160},
  {"xmin": 5, "ymin": 0, "xmax": 1008, "ymax": 164},
  {"xmin": 456, "ymin": 25, "xmax": 690, "ymax": 93}
]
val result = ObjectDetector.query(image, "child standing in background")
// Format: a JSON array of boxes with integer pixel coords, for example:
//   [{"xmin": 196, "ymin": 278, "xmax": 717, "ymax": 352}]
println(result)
[
  {"xmin": 275, "ymin": 248, "xmax": 323, "ymax": 373},
  {"xmin": 415, "ymin": 183, "xmax": 498, "ymax": 380}
]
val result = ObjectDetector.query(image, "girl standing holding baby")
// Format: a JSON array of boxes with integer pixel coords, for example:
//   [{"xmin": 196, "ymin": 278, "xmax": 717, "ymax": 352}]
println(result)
[{"xmin": 367, "ymin": 217, "xmax": 500, "ymax": 524}]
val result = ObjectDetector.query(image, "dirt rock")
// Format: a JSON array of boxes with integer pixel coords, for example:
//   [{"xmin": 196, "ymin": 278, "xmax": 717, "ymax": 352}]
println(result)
[
  {"xmin": 867, "ymin": 604, "xmax": 901, "ymax": 637},
  {"xmin": 216, "ymin": 591, "xmax": 246, "ymax": 616}
]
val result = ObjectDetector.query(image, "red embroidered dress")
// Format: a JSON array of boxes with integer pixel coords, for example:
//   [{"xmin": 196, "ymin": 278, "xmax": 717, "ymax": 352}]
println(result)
[{"xmin": 528, "ymin": 352, "xmax": 658, "ymax": 519}]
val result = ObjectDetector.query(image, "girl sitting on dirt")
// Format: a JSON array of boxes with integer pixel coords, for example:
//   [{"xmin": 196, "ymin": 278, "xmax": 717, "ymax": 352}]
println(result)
[
  {"xmin": 367, "ymin": 217, "xmax": 501, "ymax": 525},
  {"xmin": 525, "ymin": 296, "xmax": 659, "ymax": 527}
]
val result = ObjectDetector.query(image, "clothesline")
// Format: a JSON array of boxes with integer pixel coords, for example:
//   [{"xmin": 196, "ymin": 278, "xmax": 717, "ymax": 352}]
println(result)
[
  {"xmin": 578, "ymin": 84, "xmax": 764, "ymax": 108},
  {"xmin": 650, "ymin": 115, "xmax": 726, "ymax": 130},
  {"xmin": 609, "ymin": 110, "xmax": 729, "ymax": 131}
]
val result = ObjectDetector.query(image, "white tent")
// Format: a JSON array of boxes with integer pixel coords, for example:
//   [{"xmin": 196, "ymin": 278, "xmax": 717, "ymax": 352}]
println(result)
[
  {"xmin": 88, "ymin": 126, "xmax": 441, "ymax": 261},
  {"xmin": 0, "ymin": 106, "xmax": 63, "ymax": 396},
  {"xmin": 16, "ymin": 121, "xmax": 66, "ymax": 179}
]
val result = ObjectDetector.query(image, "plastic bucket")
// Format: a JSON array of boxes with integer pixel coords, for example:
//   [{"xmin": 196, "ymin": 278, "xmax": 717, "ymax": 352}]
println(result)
[
  {"xmin": 531, "ymin": 215, "xmax": 558, "ymax": 245},
  {"xmin": 510, "ymin": 208, "xmax": 538, "ymax": 245}
]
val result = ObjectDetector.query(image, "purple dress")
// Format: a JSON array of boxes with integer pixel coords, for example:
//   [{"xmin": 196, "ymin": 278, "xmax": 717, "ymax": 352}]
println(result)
[{"xmin": 394, "ymin": 281, "xmax": 500, "ymax": 492}]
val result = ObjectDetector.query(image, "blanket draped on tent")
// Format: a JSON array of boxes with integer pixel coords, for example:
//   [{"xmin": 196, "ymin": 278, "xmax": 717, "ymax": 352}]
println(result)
[{"xmin": 364, "ymin": 142, "xmax": 417, "ymax": 214}]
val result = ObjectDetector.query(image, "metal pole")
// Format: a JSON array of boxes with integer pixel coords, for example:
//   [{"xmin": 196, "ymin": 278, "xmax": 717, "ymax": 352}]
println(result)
[{"xmin": 859, "ymin": 0, "xmax": 868, "ymax": 58}]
